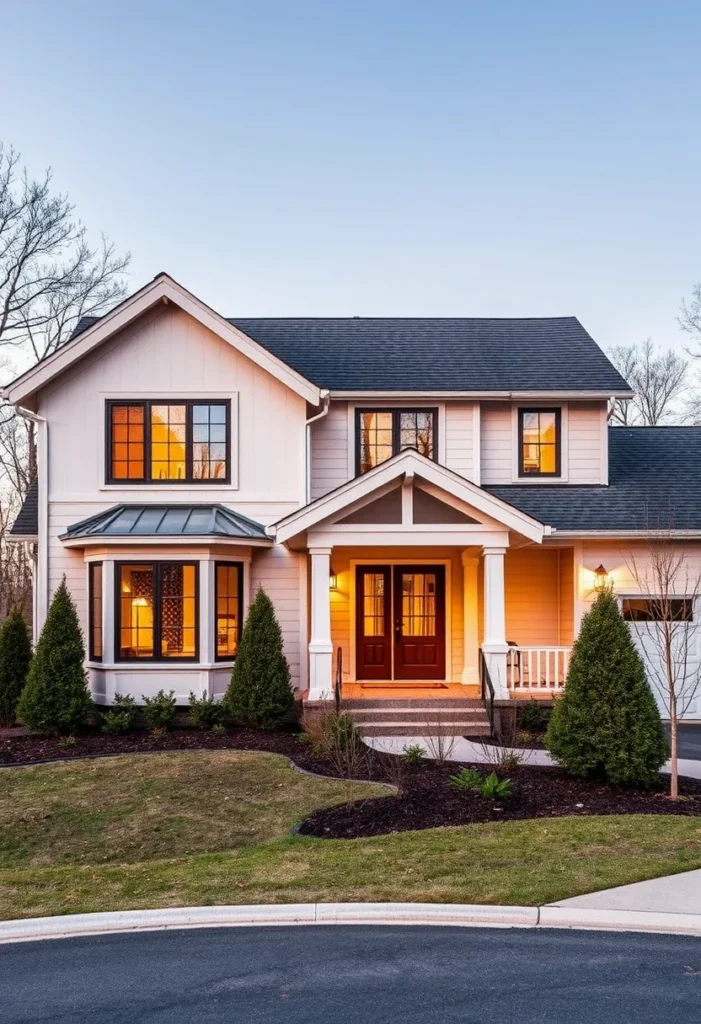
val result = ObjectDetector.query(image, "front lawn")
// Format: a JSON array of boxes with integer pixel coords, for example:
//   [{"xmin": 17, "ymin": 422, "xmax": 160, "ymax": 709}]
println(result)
[{"xmin": 2, "ymin": 751, "xmax": 701, "ymax": 921}]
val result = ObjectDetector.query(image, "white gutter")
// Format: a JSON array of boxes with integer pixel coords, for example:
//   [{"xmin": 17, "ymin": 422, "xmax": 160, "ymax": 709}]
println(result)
[
  {"xmin": 3, "ymin": 399, "xmax": 48, "ymax": 638},
  {"xmin": 303, "ymin": 391, "xmax": 330, "ymax": 505},
  {"xmin": 328, "ymin": 389, "xmax": 634, "ymax": 401}
]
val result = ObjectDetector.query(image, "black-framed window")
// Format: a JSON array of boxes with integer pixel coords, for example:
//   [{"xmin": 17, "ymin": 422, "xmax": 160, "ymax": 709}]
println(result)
[
  {"xmin": 356, "ymin": 408, "xmax": 437, "ymax": 475},
  {"xmin": 518, "ymin": 408, "xmax": 561, "ymax": 477},
  {"xmin": 215, "ymin": 562, "xmax": 244, "ymax": 660},
  {"xmin": 89, "ymin": 562, "xmax": 103, "ymax": 662},
  {"xmin": 106, "ymin": 400, "xmax": 230, "ymax": 484},
  {"xmin": 622, "ymin": 597, "xmax": 694, "ymax": 623},
  {"xmin": 116, "ymin": 562, "xmax": 199, "ymax": 661}
]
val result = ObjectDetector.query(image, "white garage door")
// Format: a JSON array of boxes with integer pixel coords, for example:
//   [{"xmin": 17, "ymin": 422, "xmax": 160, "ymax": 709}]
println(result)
[{"xmin": 622, "ymin": 597, "xmax": 701, "ymax": 722}]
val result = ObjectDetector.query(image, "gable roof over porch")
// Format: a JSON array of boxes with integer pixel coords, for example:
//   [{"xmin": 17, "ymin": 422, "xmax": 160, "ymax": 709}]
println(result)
[{"xmin": 270, "ymin": 449, "xmax": 549, "ymax": 545}]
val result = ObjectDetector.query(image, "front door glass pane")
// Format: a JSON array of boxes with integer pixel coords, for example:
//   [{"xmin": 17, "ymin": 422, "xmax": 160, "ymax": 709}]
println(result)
[
  {"xmin": 401, "ymin": 573, "xmax": 437, "ymax": 637},
  {"xmin": 363, "ymin": 573, "xmax": 386, "ymax": 636}
]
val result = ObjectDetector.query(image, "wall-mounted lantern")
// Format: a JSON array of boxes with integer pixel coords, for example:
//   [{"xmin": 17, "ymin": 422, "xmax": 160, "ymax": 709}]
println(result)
[{"xmin": 593, "ymin": 564, "xmax": 610, "ymax": 592}]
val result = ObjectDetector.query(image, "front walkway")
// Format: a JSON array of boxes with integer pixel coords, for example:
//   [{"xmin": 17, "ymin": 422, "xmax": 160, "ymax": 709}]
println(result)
[
  {"xmin": 364, "ymin": 736, "xmax": 701, "ymax": 780},
  {"xmin": 548, "ymin": 868, "xmax": 701, "ymax": 915}
]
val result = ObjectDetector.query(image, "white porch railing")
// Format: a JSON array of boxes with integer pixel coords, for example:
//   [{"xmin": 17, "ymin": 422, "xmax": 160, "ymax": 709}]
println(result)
[{"xmin": 506, "ymin": 646, "xmax": 571, "ymax": 693}]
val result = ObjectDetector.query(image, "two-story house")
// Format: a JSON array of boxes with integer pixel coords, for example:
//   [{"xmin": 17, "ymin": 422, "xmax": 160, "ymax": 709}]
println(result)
[{"xmin": 5, "ymin": 272, "xmax": 701, "ymax": 729}]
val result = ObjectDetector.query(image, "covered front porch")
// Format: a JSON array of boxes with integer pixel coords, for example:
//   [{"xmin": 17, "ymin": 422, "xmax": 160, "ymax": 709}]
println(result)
[{"xmin": 271, "ymin": 447, "xmax": 577, "ymax": 705}]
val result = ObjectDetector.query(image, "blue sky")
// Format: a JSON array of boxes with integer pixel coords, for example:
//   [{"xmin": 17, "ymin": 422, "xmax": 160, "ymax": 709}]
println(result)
[{"xmin": 3, "ymin": 0, "xmax": 700, "ymax": 351}]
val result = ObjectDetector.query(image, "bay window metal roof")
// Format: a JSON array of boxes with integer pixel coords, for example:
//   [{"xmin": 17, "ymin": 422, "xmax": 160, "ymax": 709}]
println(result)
[{"xmin": 59, "ymin": 504, "xmax": 270, "ymax": 542}]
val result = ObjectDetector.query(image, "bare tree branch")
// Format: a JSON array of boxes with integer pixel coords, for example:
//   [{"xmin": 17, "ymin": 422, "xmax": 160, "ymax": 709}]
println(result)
[{"xmin": 608, "ymin": 339, "xmax": 689, "ymax": 425}]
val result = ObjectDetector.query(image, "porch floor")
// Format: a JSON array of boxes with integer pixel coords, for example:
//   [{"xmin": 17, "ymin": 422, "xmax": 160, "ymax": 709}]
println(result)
[{"xmin": 339, "ymin": 683, "xmax": 482, "ymax": 701}]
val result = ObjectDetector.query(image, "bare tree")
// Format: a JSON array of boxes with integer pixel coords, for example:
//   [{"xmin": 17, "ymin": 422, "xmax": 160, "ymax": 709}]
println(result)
[
  {"xmin": 0, "ymin": 144, "xmax": 130, "ymax": 367},
  {"xmin": 608, "ymin": 339, "xmax": 689, "ymax": 426},
  {"xmin": 626, "ymin": 524, "xmax": 701, "ymax": 800},
  {"xmin": 679, "ymin": 282, "xmax": 701, "ymax": 350}
]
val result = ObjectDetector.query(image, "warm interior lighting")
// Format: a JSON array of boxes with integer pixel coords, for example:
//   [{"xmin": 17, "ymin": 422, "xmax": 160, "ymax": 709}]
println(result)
[
  {"xmin": 594, "ymin": 564, "xmax": 610, "ymax": 591},
  {"xmin": 132, "ymin": 597, "xmax": 149, "ymax": 607}
]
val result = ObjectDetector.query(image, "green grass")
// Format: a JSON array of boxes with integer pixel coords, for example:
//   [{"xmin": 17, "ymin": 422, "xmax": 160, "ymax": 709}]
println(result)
[{"xmin": 1, "ymin": 750, "xmax": 701, "ymax": 921}]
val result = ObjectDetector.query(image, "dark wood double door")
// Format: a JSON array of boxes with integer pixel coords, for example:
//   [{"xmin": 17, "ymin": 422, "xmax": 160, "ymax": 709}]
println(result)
[{"xmin": 356, "ymin": 565, "xmax": 446, "ymax": 681}]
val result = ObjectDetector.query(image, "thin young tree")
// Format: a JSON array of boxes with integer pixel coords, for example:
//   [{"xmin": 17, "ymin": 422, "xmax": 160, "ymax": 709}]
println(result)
[
  {"xmin": 626, "ymin": 523, "xmax": 701, "ymax": 800},
  {"xmin": 608, "ymin": 339, "xmax": 689, "ymax": 426}
]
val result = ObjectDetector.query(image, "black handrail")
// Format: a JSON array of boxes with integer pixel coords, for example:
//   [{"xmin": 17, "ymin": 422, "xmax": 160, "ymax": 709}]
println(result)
[
  {"xmin": 479, "ymin": 650, "xmax": 495, "ymax": 736},
  {"xmin": 334, "ymin": 646, "xmax": 343, "ymax": 713}
]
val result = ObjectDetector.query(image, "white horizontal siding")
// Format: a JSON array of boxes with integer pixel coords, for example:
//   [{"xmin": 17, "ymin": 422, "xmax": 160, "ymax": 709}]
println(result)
[
  {"xmin": 480, "ymin": 403, "xmax": 512, "ymax": 484},
  {"xmin": 250, "ymin": 546, "xmax": 302, "ymax": 690},
  {"xmin": 444, "ymin": 403, "xmax": 475, "ymax": 481},
  {"xmin": 568, "ymin": 402, "xmax": 607, "ymax": 484},
  {"xmin": 310, "ymin": 400, "xmax": 349, "ymax": 499}
]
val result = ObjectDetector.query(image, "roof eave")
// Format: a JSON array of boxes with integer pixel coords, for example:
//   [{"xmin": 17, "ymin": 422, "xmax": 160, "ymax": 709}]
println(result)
[
  {"xmin": 60, "ymin": 534, "xmax": 273, "ymax": 548},
  {"xmin": 328, "ymin": 389, "xmax": 633, "ymax": 400}
]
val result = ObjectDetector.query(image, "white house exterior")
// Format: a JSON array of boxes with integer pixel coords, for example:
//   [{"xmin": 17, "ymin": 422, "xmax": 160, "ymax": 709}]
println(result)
[{"xmin": 6, "ymin": 272, "xmax": 701, "ymax": 722}]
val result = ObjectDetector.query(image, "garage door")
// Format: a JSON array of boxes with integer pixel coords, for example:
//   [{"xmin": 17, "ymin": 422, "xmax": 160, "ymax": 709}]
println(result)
[{"xmin": 622, "ymin": 597, "xmax": 701, "ymax": 722}]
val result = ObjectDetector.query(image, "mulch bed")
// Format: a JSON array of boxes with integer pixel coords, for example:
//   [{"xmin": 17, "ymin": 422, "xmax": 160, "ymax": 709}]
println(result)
[
  {"xmin": 2, "ymin": 726, "xmax": 700, "ymax": 838},
  {"xmin": 297, "ymin": 761, "xmax": 701, "ymax": 838}
]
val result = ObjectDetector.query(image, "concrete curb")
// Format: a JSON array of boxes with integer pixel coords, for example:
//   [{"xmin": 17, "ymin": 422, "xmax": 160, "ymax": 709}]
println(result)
[{"xmin": 2, "ymin": 902, "xmax": 701, "ymax": 944}]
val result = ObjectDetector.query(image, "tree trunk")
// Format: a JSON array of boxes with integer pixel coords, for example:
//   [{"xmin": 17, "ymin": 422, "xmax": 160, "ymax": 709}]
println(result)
[{"xmin": 670, "ymin": 713, "xmax": 678, "ymax": 800}]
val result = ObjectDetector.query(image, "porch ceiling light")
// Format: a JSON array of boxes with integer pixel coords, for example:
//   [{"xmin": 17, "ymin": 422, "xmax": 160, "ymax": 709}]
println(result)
[{"xmin": 593, "ymin": 564, "xmax": 610, "ymax": 592}]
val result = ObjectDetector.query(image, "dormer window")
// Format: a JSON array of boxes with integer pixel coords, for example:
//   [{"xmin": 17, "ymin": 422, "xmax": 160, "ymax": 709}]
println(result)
[
  {"xmin": 356, "ymin": 408, "xmax": 437, "ymax": 475},
  {"xmin": 518, "ymin": 408, "xmax": 561, "ymax": 477},
  {"xmin": 107, "ymin": 400, "xmax": 230, "ymax": 484}
]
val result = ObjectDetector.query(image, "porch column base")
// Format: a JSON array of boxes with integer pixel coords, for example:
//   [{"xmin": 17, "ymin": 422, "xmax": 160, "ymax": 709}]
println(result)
[
  {"xmin": 481, "ymin": 643, "xmax": 510, "ymax": 700},
  {"xmin": 308, "ymin": 642, "xmax": 333, "ymax": 701}
]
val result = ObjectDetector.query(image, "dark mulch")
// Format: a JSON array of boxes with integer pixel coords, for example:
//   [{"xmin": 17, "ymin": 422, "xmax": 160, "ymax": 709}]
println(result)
[
  {"xmin": 3, "ymin": 727, "xmax": 699, "ymax": 840},
  {"xmin": 0, "ymin": 726, "xmax": 335, "ymax": 775},
  {"xmin": 297, "ymin": 760, "xmax": 701, "ymax": 838}
]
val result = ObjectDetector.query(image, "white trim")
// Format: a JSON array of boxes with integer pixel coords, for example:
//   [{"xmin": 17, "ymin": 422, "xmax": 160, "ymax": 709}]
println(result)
[
  {"xmin": 552, "ymin": 530, "xmax": 701, "ymax": 539},
  {"xmin": 6, "ymin": 274, "xmax": 322, "ymax": 406},
  {"xmin": 600, "ymin": 404, "xmax": 609, "ymax": 484},
  {"xmin": 61, "ymin": 535, "xmax": 272, "ymax": 549},
  {"xmin": 309, "ymin": 528, "xmax": 510, "ymax": 548},
  {"xmin": 472, "ymin": 403, "xmax": 481, "ymax": 486},
  {"xmin": 273, "ymin": 449, "xmax": 546, "ymax": 544},
  {"xmin": 348, "ymin": 557, "xmax": 452, "ymax": 683},
  {"xmin": 510, "ymin": 402, "xmax": 569, "ymax": 484}
]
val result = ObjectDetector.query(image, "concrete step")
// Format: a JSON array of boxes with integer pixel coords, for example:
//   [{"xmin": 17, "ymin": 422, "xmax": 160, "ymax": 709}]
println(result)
[
  {"xmin": 350, "ymin": 708, "xmax": 488, "ymax": 724},
  {"xmin": 360, "ymin": 722, "xmax": 492, "ymax": 737}
]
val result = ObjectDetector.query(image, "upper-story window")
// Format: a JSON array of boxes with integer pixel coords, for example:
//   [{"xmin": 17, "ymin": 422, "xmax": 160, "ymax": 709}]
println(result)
[
  {"xmin": 356, "ymin": 408, "xmax": 437, "ymax": 475},
  {"xmin": 107, "ymin": 400, "xmax": 230, "ymax": 484},
  {"xmin": 518, "ymin": 408, "xmax": 561, "ymax": 477}
]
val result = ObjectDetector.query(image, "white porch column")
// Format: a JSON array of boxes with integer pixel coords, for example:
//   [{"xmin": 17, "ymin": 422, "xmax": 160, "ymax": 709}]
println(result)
[
  {"xmin": 481, "ymin": 546, "xmax": 509, "ymax": 699},
  {"xmin": 308, "ymin": 546, "xmax": 333, "ymax": 700},
  {"xmin": 461, "ymin": 552, "xmax": 479, "ymax": 685}
]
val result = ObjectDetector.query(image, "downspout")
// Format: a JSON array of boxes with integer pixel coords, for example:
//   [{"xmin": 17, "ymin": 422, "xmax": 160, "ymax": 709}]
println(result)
[
  {"xmin": 304, "ymin": 391, "xmax": 330, "ymax": 505},
  {"xmin": 2, "ymin": 398, "xmax": 49, "ymax": 640}
]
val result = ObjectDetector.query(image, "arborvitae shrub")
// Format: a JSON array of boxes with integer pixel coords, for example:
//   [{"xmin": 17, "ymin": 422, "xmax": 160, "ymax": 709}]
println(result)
[
  {"xmin": 546, "ymin": 589, "xmax": 668, "ymax": 787},
  {"xmin": 223, "ymin": 586, "xmax": 295, "ymax": 729},
  {"xmin": 16, "ymin": 579, "xmax": 93, "ymax": 734},
  {"xmin": 0, "ymin": 607, "xmax": 32, "ymax": 727}
]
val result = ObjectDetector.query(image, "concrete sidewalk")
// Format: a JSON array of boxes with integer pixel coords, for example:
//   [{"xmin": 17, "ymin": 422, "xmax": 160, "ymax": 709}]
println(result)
[
  {"xmin": 547, "ymin": 868, "xmax": 701, "ymax": 915},
  {"xmin": 365, "ymin": 735, "xmax": 701, "ymax": 780}
]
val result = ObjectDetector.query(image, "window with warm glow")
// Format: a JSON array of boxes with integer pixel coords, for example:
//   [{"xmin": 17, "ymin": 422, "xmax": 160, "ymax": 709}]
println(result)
[
  {"xmin": 519, "ymin": 408, "xmax": 560, "ymax": 476},
  {"xmin": 117, "ymin": 562, "xmax": 198, "ymax": 660},
  {"xmin": 89, "ymin": 562, "xmax": 103, "ymax": 661},
  {"xmin": 356, "ymin": 408, "xmax": 437, "ymax": 475},
  {"xmin": 622, "ymin": 598, "xmax": 694, "ymax": 622},
  {"xmin": 107, "ymin": 401, "xmax": 229, "ymax": 483},
  {"xmin": 215, "ymin": 562, "xmax": 243, "ymax": 659}
]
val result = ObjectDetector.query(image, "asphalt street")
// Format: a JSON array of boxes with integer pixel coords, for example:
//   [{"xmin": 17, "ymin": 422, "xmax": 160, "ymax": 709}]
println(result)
[{"xmin": 2, "ymin": 925, "xmax": 701, "ymax": 1023}]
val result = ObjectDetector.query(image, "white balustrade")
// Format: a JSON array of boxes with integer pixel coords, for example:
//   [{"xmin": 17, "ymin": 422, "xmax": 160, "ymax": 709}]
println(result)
[{"xmin": 506, "ymin": 646, "xmax": 571, "ymax": 692}]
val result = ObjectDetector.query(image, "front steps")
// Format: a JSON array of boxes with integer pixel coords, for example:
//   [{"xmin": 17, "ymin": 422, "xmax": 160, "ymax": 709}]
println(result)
[{"xmin": 342, "ymin": 697, "xmax": 491, "ymax": 737}]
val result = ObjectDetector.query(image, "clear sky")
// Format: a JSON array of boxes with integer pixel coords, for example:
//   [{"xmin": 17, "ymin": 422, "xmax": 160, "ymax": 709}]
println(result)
[{"xmin": 3, "ymin": 0, "xmax": 700, "ymax": 352}]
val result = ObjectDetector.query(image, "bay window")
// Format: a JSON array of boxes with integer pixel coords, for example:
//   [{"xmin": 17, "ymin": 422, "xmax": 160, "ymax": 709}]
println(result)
[
  {"xmin": 117, "ymin": 562, "xmax": 198, "ymax": 661},
  {"xmin": 89, "ymin": 562, "xmax": 103, "ymax": 662},
  {"xmin": 107, "ymin": 400, "xmax": 230, "ymax": 483},
  {"xmin": 215, "ymin": 562, "xmax": 243, "ymax": 660}
]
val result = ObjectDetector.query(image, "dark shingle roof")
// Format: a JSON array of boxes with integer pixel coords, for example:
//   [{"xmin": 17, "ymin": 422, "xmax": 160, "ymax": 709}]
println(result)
[
  {"xmin": 70, "ymin": 314, "xmax": 629, "ymax": 393},
  {"xmin": 9, "ymin": 480, "xmax": 38, "ymax": 537},
  {"xmin": 60, "ymin": 504, "xmax": 270, "ymax": 542},
  {"xmin": 228, "ymin": 317, "xmax": 629, "ymax": 392},
  {"xmin": 487, "ymin": 428, "xmax": 701, "ymax": 532}
]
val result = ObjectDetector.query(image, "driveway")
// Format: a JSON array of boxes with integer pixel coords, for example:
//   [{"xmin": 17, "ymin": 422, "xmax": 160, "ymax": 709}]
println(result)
[
  {"xmin": 2, "ymin": 926, "xmax": 701, "ymax": 1023},
  {"xmin": 666, "ymin": 723, "xmax": 701, "ymax": 760}
]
